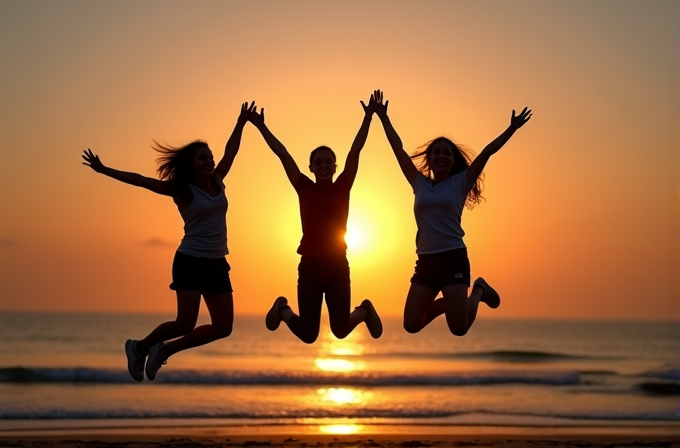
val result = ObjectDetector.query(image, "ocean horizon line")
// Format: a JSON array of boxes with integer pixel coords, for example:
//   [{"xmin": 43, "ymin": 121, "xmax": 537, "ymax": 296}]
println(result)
[{"xmin": 0, "ymin": 309, "xmax": 676, "ymax": 323}]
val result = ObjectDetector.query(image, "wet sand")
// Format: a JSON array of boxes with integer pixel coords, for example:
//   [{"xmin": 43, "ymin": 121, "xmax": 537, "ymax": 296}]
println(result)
[{"xmin": 1, "ymin": 424, "xmax": 677, "ymax": 447}]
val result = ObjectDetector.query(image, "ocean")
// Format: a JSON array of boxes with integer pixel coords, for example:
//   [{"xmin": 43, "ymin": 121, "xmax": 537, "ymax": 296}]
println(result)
[{"xmin": 0, "ymin": 312, "xmax": 677, "ymax": 433}]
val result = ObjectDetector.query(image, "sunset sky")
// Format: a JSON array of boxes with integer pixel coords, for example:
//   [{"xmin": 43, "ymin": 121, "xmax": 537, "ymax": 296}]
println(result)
[{"xmin": 0, "ymin": 0, "xmax": 676, "ymax": 321}]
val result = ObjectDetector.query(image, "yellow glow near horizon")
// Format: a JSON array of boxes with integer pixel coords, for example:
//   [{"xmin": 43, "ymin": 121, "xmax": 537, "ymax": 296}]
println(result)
[
  {"xmin": 329, "ymin": 346, "xmax": 363, "ymax": 357},
  {"xmin": 319, "ymin": 424, "xmax": 363, "ymax": 435},
  {"xmin": 314, "ymin": 358, "xmax": 364, "ymax": 373},
  {"xmin": 319, "ymin": 328, "xmax": 366, "ymax": 356},
  {"xmin": 320, "ymin": 338, "xmax": 365, "ymax": 358},
  {"xmin": 315, "ymin": 330, "xmax": 366, "ymax": 372}
]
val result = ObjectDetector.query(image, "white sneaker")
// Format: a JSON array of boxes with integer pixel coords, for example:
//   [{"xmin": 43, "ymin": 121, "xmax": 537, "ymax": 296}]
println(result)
[
  {"xmin": 125, "ymin": 339, "xmax": 145, "ymax": 382},
  {"xmin": 265, "ymin": 296, "xmax": 288, "ymax": 331},
  {"xmin": 361, "ymin": 299, "xmax": 383, "ymax": 339},
  {"xmin": 145, "ymin": 342, "xmax": 167, "ymax": 381},
  {"xmin": 474, "ymin": 277, "xmax": 501, "ymax": 309}
]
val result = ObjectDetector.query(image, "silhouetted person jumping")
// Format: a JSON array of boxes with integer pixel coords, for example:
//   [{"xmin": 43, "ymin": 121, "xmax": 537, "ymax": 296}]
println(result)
[
  {"xmin": 248, "ymin": 95, "xmax": 383, "ymax": 343},
  {"xmin": 373, "ymin": 90, "xmax": 531, "ymax": 336},
  {"xmin": 82, "ymin": 102, "xmax": 256, "ymax": 381}
]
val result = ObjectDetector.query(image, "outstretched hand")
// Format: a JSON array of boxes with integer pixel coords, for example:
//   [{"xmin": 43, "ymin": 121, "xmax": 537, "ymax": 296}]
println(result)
[
  {"xmin": 372, "ymin": 89, "xmax": 389, "ymax": 118},
  {"xmin": 248, "ymin": 105, "xmax": 265, "ymax": 127},
  {"xmin": 510, "ymin": 107, "xmax": 532, "ymax": 130},
  {"xmin": 237, "ymin": 101, "xmax": 257, "ymax": 124},
  {"xmin": 82, "ymin": 148, "xmax": 105, "ymax": 173},
  {"xmin": 360, "ymin": 93, "xmax": 376, "ymax": 116}
]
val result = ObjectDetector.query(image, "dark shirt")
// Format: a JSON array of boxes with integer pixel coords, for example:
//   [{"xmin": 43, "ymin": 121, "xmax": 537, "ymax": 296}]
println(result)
[{"xmin": 294, "ymin": 174, "xmax": 351, "ymax": 257}]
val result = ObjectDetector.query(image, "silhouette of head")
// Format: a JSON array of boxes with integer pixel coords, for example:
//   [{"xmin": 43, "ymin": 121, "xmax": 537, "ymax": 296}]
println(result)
[
  {"xmin": 419, "ymin": 137, "xmax": 470, "ymax": 177},
  {"xmin": 309, "ymin": 146, "xmax": 337, "ymax": 181},
  {"xmin": 154, "ymin": 140, "xmax": 211, "ymax": 183},
  {"xmin": 412, "ymin": 136, "xmax": 485, "ymax": 209}
]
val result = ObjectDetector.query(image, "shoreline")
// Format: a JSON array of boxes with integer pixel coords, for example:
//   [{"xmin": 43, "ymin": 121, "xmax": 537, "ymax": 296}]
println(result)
[
  {"xmin": 2, "ymin": 419, "xmax": 677, "ymax": 447},
  {"xmin": 1, "ymin": 421, "xmax": 677, "ymax": 436},
  {"xmin": 1, "ymin": 432, "xmax": 677, "ymax": 448}
]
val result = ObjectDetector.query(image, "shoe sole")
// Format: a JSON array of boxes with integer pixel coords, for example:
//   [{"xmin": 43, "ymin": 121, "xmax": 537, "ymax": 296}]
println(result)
[
  {"xmin": 362, "ymin": 300, "xmax": 383, "ymax": 339},
  {"xmin": 265, "ymin": 297, "xmax": 287, "ymax": 331},
  {"xmin": 145, "ymin": 344, "xmax": 164, "ymax": 381},
  {"xmin": 476, "ymin": 278, "xmax": 500, "ymax": 309},
  {"xmin": 125, "ymin": 339, "xmax": 144, "ymax": 382}
]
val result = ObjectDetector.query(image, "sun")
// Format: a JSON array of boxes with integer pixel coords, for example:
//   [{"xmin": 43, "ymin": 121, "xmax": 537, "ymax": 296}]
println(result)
[
  {"xmin": 344, "ymin": 224, "xmax": 365, "ymax": 249},
  {"xmin": 344, "ymin": 217, "xmax": 371, "ymax": 252}
]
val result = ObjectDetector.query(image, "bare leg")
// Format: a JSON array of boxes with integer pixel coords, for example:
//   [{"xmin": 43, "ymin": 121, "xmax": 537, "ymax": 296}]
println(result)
[
  {"xmin": 467, "ymin": 285, "xmax": 483, "ymax": 329},
  {"xmin": 442, "ymin": 283, "xmax": 483, "ymax": 336},
  {"xmin": 280, "ymin": 280, "xmax": 323, "ymax": 344},
  {"xmin": 163, "ymin": 292, "xmax": 234, "ymax": 357},
  {"xmin": 404, "ymin": 282, "xmax": 486, "ymax": 335},
  {"xmin": 422, "ymin": 283, "xmax": 484, "ymax": 330},
  {"xmin": 325, "ymin": 281, "xmax": 367, "ymax": 339},
  {"xmin": 348, "ymin": 306, "xmax": 368, "ymax": 333},
  {"xmin": 136, "ymin": 290, "xmax": 201, "ymax": 355},
  {"xmin": 421, "ymin": 297, "xmax": 446, "ymax": 328},
  {"xmin": 403, "ymin": 283, "xmax": 440, "ymax": 333}
]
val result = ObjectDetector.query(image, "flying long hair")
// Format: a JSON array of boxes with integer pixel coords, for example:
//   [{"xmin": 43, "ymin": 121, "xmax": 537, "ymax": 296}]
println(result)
[
  {"xmin": 411, "ymin": 136, "xmax": 485, "ymax": 209},
  {"xmin": 153, "ymin": 140, "xmax": 208, "ymax": 183}
]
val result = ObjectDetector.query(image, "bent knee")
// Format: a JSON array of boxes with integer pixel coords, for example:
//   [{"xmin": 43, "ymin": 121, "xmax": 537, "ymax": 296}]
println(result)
[
  {"xmin": 331, "ymin": 329, "xmax": 350, "ymax": 340},
  {"xmin": 300, "ymin": 333, "xmax": 319, "ymax": 344},
  {"xmin": 298, "ymin": 327, "xmax": 319, "ymax": 344},
  {"xmin": 403, "ymin": 320, "xmax": 422, "ymax": 334},
  {"xmin": 214, "ymin": 324, "xmax": 233, "ymax": 339},
  {"xmin": 329, "ymin": 322, "xmax": 350, "ymax": 340},
  {"xmin": 448, "ymin": 324, "xmax": 468, "ymax": 337}
]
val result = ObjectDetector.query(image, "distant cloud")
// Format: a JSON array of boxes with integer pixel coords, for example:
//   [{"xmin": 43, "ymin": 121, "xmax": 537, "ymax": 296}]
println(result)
[
  {"xmin": 143, "ymin": 238, "xmax": 176, "ymax": 248},
  {"xmin": 0, "ymin": 238, "xmax": 19, "ymax": 247}
]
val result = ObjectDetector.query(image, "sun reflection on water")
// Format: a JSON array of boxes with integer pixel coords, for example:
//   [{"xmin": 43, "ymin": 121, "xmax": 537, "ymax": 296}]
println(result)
[
  {"xmin": 314, "ymin": 357, "xmax": 365, "ymax": 372},
  {"xmin": 329, "ymin": 346, "xmax": 363, "ymax": 356},
  {"xmin": 314, "ymin": 328, "xmax": 367, "ymax": 372},
  {"xmin": 319, "ymin": 328, "xmax": 366, "ymax": 356},
  {"xmin": 319, "ymin": 424, "xmax": 364, "ymax": 435},
  {"xmin": 307, "ymin": 328, "xmax": 373, "ymax": 431},
  {"xmin": 317, "ymin": 387, "xmax": 366, "ymax": 405}
]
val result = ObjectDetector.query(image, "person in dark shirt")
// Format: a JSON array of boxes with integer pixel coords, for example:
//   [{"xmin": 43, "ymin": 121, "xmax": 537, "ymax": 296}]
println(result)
[{"xmin": 249, "ymin": 95, "xmax": 383, "ymax": 343}]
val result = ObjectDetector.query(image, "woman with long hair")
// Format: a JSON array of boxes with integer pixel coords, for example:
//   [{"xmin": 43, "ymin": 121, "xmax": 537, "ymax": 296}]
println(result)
[
  {"xmin": 373, "ymin": 89, "xmax": 531, "ymax": 336},
  {"xmin": 81, "ymin": 102, "xmax": 255, "ymax": 381},
  {"xmin": 248, "ymin": 95, "xmax": 383, "ymax": 344}
]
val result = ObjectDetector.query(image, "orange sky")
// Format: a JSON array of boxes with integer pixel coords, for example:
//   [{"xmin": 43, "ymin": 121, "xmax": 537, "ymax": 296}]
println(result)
[{"xmin": 0, "ymin": 1, "xmax": 677, "ymax": 320}]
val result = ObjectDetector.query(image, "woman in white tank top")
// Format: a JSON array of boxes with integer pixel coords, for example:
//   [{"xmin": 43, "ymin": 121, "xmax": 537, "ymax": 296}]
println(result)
[
  {"xmin": 373, "ymin": 90, "xmax": 532, "ymax": 338},
  {"xmin": 82, "ymin": 102, "xmax": 255, "ymax": 382}
]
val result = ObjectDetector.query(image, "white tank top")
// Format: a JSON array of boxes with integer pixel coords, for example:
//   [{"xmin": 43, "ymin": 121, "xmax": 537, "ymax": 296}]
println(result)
[{"xmin": 177, "ymin": 181, "xmax": 228, "ymax": 258}]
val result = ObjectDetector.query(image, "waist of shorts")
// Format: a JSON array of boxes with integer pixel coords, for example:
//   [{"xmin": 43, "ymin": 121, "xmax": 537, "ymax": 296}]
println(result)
[
  {"xmin": 176, "ymin": 247, "xmax": 228, "ymax": 259},
  {"xmin": 416, "ymin": 242, "xmax": 467, "ymax": 255},
  {"xmin": 416, "ymin": 247, "xmax": 468, "ymax": 259},
  {"xmin": 298, "ymin": 254, "xmax": 349, "ymax": 270},
  {"xmin": 299, "ymin": 254, "xmax": 348, "ymax": 263}
]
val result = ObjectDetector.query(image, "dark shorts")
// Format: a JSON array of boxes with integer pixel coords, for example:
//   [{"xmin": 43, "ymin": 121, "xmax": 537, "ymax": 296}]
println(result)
[
  {"xmin": 286, "ymin": 256, "xmax": 352, "ymax": 342},
  {"xmin": 169, "ymin": 250, "xmax": 233, "ymax": 295},
  {"xmin": 410, "ymin": 248, "xmax": 471, "ymax": 290},
  {"xmin": 297, "ymin": 255, "xmax": 351, "ymax": 295}
]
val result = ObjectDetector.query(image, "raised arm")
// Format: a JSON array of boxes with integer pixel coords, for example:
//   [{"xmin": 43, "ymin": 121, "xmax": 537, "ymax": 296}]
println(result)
[
  {"xmin": 81, "ymin": 149, "xmax": 176, "ymax": 196},
  {"xmin": 248, "ymin": 106, "xmax": 301, "ymax": 186},
  {"xmin": 374, "ymin": 90, "xmax": 419, "ymax": 187},
  {"xmin": 466, "ymin": 107, "xmax": 532, "ymax": 185},
  {"xmin": 214, "ymin": 101, "xmax": 255, "ymax": 180},
  {"xmin": 337, "ymin": 94, "xmax": 375, "ymax": 187}
]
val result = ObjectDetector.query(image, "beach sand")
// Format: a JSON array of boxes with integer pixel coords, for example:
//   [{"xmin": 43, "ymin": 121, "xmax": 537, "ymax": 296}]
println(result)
[{"xmin": 1, "ymin": 424, "xmax": 677, "ymax": 447}]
